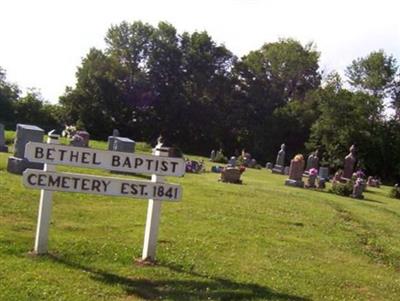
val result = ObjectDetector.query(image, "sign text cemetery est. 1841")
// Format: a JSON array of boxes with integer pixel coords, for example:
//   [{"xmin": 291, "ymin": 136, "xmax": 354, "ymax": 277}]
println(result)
[{"xmin": 23, "ymin": 169, "xmax": 182, "ymax": 201}]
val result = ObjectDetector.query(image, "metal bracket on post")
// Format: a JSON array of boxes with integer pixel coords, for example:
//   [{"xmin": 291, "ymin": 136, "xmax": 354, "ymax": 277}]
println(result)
[
  {"xmin": 33, "ymin": 131, "xmax": 60, "ymax": 255},
  {"xmin": 141, "ymin": 144, "xmax": 169, "ymax": 262}
]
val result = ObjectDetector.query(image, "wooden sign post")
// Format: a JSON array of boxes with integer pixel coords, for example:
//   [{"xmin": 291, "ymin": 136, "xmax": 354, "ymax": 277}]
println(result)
[
  {"xmin": 142, "ymin": 145, "xmax": 168, "ymax": 261},
  {"xmin": 23, "ymin": 137, "xmax": 184, "ymax": 259},
  {"xmin": 34, "ymin": 132, "xmax": 59, "ymax": 254}
]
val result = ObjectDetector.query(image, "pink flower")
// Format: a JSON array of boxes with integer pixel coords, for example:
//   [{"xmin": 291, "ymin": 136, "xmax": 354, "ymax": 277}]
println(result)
[{"xmin": 309, "ymin": 168, "xmax": 318, "ymax": 176}]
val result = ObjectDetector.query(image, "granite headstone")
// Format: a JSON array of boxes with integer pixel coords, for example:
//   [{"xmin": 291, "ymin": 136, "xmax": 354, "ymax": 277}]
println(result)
[
  {"xmin": 7, "ymin": 124, "xmax": 44, "ymax": 174},
  {"xmin": 111, "ymin": 137, "xmax": 135, "ymax": 153},
  {"xmin": 343, "ymin": 145, "xmax": 356, "ymax": 179},
  {"xmin": 0, "ymin": 123, "xmax": 8, "ymax": 152},
  {"xmin": 285, "ymin": 154, "xmax": 305, "ymax": 187},
  {"xmin": 272, "ymin": 143, "xmax": 286, "ymax": 174},
  {"xmin": 318, "ymin": 167, "xmax": 329, "ymax": 181}
]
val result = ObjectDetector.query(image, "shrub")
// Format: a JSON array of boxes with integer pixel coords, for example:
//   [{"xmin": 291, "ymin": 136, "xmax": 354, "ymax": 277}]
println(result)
[
  {"xmin": 213, "ymin": 151, "xmax": 228, "ymax": 164},
  {"xmin": 330, "ymin": 180, "xmax": 353, "ymax": 197},
  {"xmin": 389, "ymin": 185, "xmax": 400, "ymax": 199}
]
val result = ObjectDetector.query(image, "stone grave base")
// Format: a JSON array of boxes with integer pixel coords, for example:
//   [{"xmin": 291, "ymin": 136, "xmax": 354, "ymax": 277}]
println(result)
[
  {"xmin": 285, "ymin": 179, "xmax": 304, "ymax": 188},
  {"xmin": 0, "ymin": 145, "xmax": 8, "ymax": 153},
  {"xmin": 7, "ymin": 157, "xmax": 44, "ymax": 175},
  {"xmin": 272, "ymin": 165, "xmax": 284, "ymax": 174}
]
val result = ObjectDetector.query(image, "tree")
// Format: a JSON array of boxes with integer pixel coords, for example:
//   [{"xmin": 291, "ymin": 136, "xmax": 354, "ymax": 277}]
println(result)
[
  {"xmin": 14, "ymin": 89, "xmax": 60, "ymax": 131},
  {"xmin": 232, "ymin": 39, "xmax": 321, "ymax": 161},
  {"xmin": 0, "ymin": 67, "xmax": 19, "ymax": 127},
  {"xmin": 59, "ymin": 48, "xmax": 126, "ymax": 138},
  {"xmin": 307, "ymin": 84, "xmax": 382, "ymax": 172},
  {"xmin": 346, "ymin": 50, "xmax": 398, "ymax": 99}
]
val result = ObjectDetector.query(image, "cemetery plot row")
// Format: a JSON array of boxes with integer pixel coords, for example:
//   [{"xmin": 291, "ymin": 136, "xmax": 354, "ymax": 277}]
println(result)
[
  {"xmin": 23, "ymin": 169, "xmax": 182, "ymax": 201},
  {"xmin": 25, "ymin": 142, "xmax": 185, "ymax": 176}
]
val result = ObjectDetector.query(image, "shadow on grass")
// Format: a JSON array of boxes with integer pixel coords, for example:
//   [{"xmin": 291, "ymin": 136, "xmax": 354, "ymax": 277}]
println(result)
[{"xmin": 47, "ymin": 254, "xmax": 310, "ymax": 301}]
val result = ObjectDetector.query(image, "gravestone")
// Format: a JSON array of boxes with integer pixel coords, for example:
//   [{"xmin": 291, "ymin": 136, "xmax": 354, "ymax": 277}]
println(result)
[
  {"xmin": 7, "ymin": 124, "xmax": 44, "ymax": 174},
  {"xmin": 318, "ymin": 167, "xmax": 329, "ymax": 181},
  {"xmin": 343, "ymin": 145, "xmax": 356, "ymax": 179},
  {"xmin": 210, "ymin": 149, "xmax": 216, "ymax": 161},
  {"xmin": 367, "ymin": 176, "xmax": 380, "ymax": 188},
  {"xmin": 266, "ymin": 162, "xmax": 273, "ymax": 170},
  {"xmin": 111, "ymin": 137, "xmax": 135, "ymax": 153},
  {"xmin": 352, "ymin": 178, "xmax": 364, "ymax": 199},
  {"xmin": 284, "ymin": 166, "xmax": 290, "ymax": 175},
  {"xmin": 272, "ymin": 143, "xmax": 286, "ymax": 174},
  {"xmin": 220, "ymin": 167, "xmax": 242, "ymax": 184},
  {"xmin": 228, "ymin": 156, "xmax": 236, "ymax": 167},
  {"xmin": 304, "ymin": 150, "xmax": 319, "ymax": 175},
  {"xmin": 70, "ymin": 131, "xmax": 90, "ymax": 147},
  {"xmin": 0, "ymin": 123, "xmax": 8, "ymax": 152},
  {"xmin": 285, "ymin": 154, "xmax": 305, "ymax": 188},
  {"xmin": 112, "ymin": 129, "xmax": 120, "ymax": 137}
]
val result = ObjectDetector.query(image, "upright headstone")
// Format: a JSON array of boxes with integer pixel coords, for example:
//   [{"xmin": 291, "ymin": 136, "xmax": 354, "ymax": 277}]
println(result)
[
  {"xmin": 70, "ymin": 130, "xmax": 90, "ymax": 147},
  {"xmin": 352, "ymin": 178, "xmax": 364, "ymax": 199},
  {"xmin": 266, "ymin": 162, "xmax": 273, "ymax": 170},
  {"xmin": 112, "ymin": 137, "xmax": 135, "ymax": 153},
  {"xmin": 0, "ymin": 123, "xmax": 8, "ymax": 152},
  {"xmin": 284, "ymin": 166, "xmax": 290, "ymax": 175},
  {"xmin": 305, "ymin": 150, "xmax": 319, "ymax": 172},
  {"xmin": 7, "ymin": 124, "xmax": 44, "ymax": 174},
  {"xmin": 228, "ymin": 156, "xmax": 236, "ymax": 167},
  {"xmin": 343, "ymin": 145, "xmax": 356, "ymax": 179},
  {"xmin": 112, "ymin": 129, "xmax": 120, "ymax": 137},
  {"xmin": 272, "ymin": 143, "xmax": 286, "ymax": 174},
  {"xmin": 318, "ymin": 167, "xmax": 329, "ymax": 181},
  {"xmin": 210, "ymin": 150, "xmax": 216, "ymax": 161},
  {"xmin": 285, "ymin": 154, "xmax": 305, "ymax": 187}
]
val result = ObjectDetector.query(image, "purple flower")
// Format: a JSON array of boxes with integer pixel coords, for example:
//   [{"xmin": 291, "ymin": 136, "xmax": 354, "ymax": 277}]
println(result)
[
  {"xmin": 309, "ymin": 168, "xmax": 318, "ymax": 176},
  {"xmin": 356, "ymin": 170, "xmax": 365, "ymax": 179}
]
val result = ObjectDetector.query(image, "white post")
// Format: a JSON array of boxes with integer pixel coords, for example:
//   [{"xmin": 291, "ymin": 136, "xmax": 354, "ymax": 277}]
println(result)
[
  {"xmin": 142, "ymin": 145, "xmax": 169, "ymax": 261},
  {"xmin": 34, "ymin": 132, "xmax": 59, "ymax": 254}
]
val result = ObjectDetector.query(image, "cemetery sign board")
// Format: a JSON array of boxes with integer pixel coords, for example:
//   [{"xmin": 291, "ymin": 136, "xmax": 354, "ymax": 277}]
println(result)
[
  {"xmin": 23, "ymin": 169, "xmax": 182, "ymax": 201},
  {"xmin": 25, "ymin": 142, "xmax": 185, "ymax": 176}
]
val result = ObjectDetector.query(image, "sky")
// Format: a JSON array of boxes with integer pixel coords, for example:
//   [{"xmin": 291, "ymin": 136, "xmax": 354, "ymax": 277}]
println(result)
[{"xmin": 1, "ymin": 0, "xmax": 399, "ymax": 103}]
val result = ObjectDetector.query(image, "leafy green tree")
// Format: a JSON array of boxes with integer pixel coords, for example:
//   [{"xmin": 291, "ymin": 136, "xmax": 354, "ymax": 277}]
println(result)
[
  {"xmin": 346, "ymin": 50, "xmax": 398, "ymax": 98},
  {"xmin": 307, "ymin": 83, "xmax": 382, "ymax": 171},
  {"xmin": 59, "ymin": 48, "xmax": 126, "ymax": 138},
  {"xmin": 233, "ymin": 39, "xmax": 321, "ymax": 161},
  {"xmin": 14, "ymin": 89, "xmax": 60, "ymax": 131},
  {"xmin": 0, "ymin": 67, "xmax": 19, "ymax": 127}
]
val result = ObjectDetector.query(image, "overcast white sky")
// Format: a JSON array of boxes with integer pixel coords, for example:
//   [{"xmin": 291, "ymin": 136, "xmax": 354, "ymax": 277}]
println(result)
[{"xmin": 1, "ymin": 0, "xmax": 399, "ymax": 103}]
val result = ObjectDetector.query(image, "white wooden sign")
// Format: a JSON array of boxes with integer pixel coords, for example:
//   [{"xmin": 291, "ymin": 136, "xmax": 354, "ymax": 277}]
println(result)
[
  {"xmin": 25, "ymin": 142, "xmax": 185, "ymax": 176},
  {"xmin": 23, "ymin": 169, "xmax": 182, "ymax": 201},
  {"xmin": 24, "ymin": 135, "xmax": 184, "ymax": 261}
]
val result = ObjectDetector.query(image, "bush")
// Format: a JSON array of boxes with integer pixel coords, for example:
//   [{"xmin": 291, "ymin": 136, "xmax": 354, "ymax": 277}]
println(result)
[
  {"xmin": 213, "ymin": 151, "xmax": 228, "ymax": 164},
  {"xmin": 389, "ymin": 185, "xmax": 400, "ymax": 199},
  {"xmin": 330, "ymin": 180, "xmax": 353, "ymax": 197}
]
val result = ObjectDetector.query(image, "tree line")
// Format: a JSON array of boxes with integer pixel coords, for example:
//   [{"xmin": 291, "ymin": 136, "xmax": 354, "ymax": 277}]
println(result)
[{"xmin": 1, "ymin": 21, "xmax": 400, "ymax": 182}]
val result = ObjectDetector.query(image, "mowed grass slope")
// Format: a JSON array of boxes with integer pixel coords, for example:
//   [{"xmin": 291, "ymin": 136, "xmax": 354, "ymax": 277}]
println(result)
[{"xmin": 1, "ymin": 132, "xmax": 400, "ymax": 300}]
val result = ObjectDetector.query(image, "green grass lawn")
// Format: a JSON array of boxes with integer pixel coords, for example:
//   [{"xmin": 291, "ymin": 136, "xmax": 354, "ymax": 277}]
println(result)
[{"xmin": 1, "ymin": 132, "xmax": 400, "ymax": 300}]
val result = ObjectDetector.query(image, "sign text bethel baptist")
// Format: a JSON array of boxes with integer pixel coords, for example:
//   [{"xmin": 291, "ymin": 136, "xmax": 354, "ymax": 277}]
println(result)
[{"xmin": 25, "ymin": 142, "xmax": 186, "ymax": 176}]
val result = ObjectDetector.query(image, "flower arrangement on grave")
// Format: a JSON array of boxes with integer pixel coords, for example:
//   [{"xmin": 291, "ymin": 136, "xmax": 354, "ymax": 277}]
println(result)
[
  {"xmin": 309, "ymin": 168, "xmax": 318, "ymax": 177},
  {"xmin": 294, "ymin": 154, "xmax": 304, "ymax": 162},
  {"xmin": 61, "ymin": 125, "xmax": 77, "ymax": 139},
  {"xmin": 306, "ymin": 168, "xmax": 318, "ymax": 188},
  {"xmin": 354, "ymin": 169, "xmax": 366, "ymax": 179}
]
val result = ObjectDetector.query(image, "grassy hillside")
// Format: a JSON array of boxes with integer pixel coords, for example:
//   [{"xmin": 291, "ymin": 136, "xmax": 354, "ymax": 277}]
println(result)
[{"xmin": 1, "ymin": 133, "xmax": 400, "ymax": 300}]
